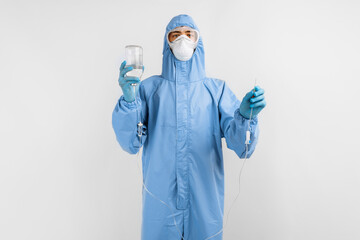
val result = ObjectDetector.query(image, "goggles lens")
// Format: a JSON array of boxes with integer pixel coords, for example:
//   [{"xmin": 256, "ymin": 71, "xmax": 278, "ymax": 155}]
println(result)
[{"xmin": 167, "ymin": 26, "xmax": 199, "ymax": 43}]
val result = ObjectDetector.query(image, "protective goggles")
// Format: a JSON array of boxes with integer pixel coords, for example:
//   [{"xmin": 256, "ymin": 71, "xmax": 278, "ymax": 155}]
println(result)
[{"xmin": 167, "ymin": 26, "xmax": 200, "ymax": 44}]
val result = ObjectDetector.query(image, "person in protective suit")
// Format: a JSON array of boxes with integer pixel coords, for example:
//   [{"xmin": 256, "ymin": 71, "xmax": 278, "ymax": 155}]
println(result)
[{"xmin": 112, "ymin": 14, "xmax": 266, "ymax": 240}]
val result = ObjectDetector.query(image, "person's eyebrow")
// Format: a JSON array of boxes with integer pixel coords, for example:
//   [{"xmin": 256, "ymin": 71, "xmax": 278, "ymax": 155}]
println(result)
[{"xmin": 171, "ymin": 30, "xmax": 193, "ymax": 34}]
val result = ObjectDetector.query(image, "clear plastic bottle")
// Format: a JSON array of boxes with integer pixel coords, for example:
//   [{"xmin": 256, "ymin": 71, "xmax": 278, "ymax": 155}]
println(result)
[{"xmin": 125, "ymin": 45, "xmax": 143, "ymax": 78}]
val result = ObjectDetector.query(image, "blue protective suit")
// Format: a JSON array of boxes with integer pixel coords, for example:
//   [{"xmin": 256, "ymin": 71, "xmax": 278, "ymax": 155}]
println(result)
[{"xmin": 112, "ymin": 14, "xmax": 259, "ymax": 240}]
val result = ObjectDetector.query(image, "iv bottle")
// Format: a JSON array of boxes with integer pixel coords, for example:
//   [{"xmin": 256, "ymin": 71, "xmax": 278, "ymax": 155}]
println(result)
[{"xmin": 125, "ymin": 45, "xmax": 144, "ymax": 78}]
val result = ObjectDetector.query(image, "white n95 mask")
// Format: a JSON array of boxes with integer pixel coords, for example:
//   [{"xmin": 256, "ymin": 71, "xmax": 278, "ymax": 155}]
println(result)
[{"xmin": 168, "ymin": 35, "xmax": 198, "ymax": 61}]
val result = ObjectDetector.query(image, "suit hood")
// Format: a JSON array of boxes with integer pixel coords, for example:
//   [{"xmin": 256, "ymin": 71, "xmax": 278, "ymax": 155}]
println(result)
[{"xmin": 161, "ymin": 14, "xmax": 206, "ymax": 82}]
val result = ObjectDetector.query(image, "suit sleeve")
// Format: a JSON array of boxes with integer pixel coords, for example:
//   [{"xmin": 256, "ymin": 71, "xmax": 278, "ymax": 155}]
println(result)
[
  {"xmin": 111, "ymin": 83, "xmax": 148, "ymax": 155},
  {"xmin": 218, "ymin": 81, "xmax": 259, "ymax": 159}
]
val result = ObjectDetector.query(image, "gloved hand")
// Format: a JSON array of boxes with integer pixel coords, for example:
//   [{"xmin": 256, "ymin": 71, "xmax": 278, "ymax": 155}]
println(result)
[
  {"xmin": 118, "ymin": 60, "xmax": 144, "ymax": 102},
  {"xmin": 239, "ymin": 86, "xmax": 266, "ymax": 119}
]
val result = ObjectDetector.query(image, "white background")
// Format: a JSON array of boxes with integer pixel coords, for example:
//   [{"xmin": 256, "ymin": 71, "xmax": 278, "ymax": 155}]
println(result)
[{"xmin": 1, "ymin": 0, "xmax": 360, "ymax": 239}]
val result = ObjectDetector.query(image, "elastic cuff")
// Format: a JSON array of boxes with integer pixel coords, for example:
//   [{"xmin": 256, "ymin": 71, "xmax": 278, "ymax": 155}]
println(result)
[
  {"xmin": 119, "ymin": 95, "xmax": 137, "ymax": 109},
  {"xmin": 234, "ymin": 108, "xmax": 258, "ymax": 124}
]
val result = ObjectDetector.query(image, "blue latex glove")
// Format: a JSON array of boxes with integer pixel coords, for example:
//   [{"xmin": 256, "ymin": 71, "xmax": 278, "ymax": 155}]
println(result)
[
  {"xmin": 118, "ymin": 60, "xmax": 144, "ymax": 102},
  {"xmin": 239, "ymin": 86, "xmax": 266, "ymax": 119}
]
